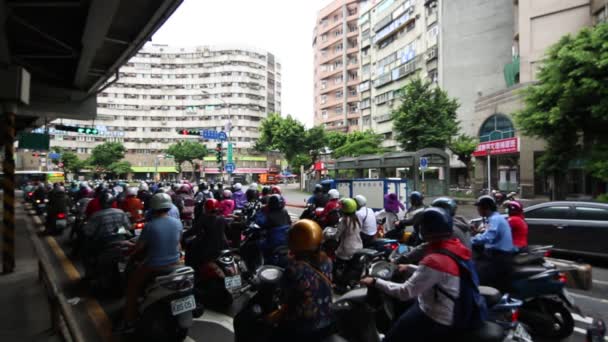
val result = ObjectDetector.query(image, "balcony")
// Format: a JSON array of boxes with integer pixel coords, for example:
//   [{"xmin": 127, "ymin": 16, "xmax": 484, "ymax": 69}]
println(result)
[
  {"xmin": 373, "ymin": 73, "xmax": 392, "ymax": 88},
  {"xmin": 426, "ymin": 46, "xmax": 438, "ymax": 62},
  {"xmin": 391, "ymin": 60, "xmax": 417, "ymax": 81}
]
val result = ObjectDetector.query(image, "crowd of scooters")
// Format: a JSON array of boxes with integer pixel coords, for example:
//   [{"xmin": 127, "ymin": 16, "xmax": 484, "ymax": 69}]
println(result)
[{"xmin": 21, "ymin": 179, "xmax": 606, "ymax": 342}]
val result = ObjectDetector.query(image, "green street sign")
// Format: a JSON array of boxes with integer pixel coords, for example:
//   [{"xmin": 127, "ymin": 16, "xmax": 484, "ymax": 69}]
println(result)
[
  {"xmin": 227, "ymin": 142, "xmax": 233, "ymax": 163},
  {"xmin": 18, "ymin": 133, "xmax": 50, "ymax": 150}
]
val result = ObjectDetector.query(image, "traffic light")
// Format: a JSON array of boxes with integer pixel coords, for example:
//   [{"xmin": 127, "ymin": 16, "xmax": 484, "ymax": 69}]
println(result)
[
  {"xmin": 215, "ymin": 143, "xmax": 223, "ymax": 164},
  {"xmin": 55, "ymin": 124, "xmax": 99, "ymax": 135},
  {"xmin": 178, "ymin": 129, "xmax": 200, "ymax": 136}
]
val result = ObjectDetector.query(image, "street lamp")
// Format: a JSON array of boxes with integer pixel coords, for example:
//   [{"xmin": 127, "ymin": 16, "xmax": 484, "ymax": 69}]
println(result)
[{"xmin": 200, "ymin": 90, "xmax": 233, "ymax": 183}]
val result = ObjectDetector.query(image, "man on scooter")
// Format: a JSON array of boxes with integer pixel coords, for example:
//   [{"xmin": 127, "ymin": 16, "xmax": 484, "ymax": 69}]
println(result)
[
  {"xmin": 355, "ymin": 195, "xmax": 377, "ymax": 246},
  {"xmin": 307, "ymin": 184, "xmax": 329, "ymax": 208},
  {"xmin": 255, "ymin": 194, "xmax": 291, "ymax": 266},
  {"xmin": 117, "ymin": 193, "xmax": 184, "ymax": 334},
  {"xmin": 361, "ymin": 208, "xmax": 478, "ymax": 341},
  {"xmin": 183, "ymin": 198, "xmax": 228, "ymax": 270},
  {"xmin": 82, "ymin": 193, "xmax": 131, "ymax": 258},
  {"xmin": 471, "ymin": 195, "xmax": 515, "ymax": 289}
]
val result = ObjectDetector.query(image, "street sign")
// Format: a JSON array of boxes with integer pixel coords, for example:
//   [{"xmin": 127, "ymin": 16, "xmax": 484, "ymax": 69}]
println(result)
[
  {"xmin": 49, "ymin": 152, "xmax": 61, "ymax": 160},
  {"xmin": 227, "ymin": 142, "xmax": 233, "ymax": 163},
  {"xmin": 201, "ymin": 129, "xmax": 227, "ymax": 141},
  {"xmin": 225, "ymin": 162, "xmax": 235, "ymax": 174},
  {"xmin": 57, "ymin": 162, "xmax": 64, "ymax": 168},
  {"xmin": 419, "ymin": 157, "xmax": 428, "ymax": 170}
]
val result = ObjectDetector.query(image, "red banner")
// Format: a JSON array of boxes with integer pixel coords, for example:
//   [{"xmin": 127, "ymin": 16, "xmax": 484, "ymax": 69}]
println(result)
[{"xmin": 472, "ymin": 137, "xmax": 519, "ymax": 157}]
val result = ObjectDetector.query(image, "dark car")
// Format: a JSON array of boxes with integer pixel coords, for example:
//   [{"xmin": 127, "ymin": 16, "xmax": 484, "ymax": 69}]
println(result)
[{"xmin": 524, "ymin": 201, "xmax": 608, "ymax": 260}]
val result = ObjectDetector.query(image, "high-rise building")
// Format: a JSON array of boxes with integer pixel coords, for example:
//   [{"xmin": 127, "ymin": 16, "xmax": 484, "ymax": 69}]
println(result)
[
  {"xmin": 313, "ymin": 0, "xmax": 362, "ymax": 132},
  {"xmin": 43, "ymin": 44, "xmax": 281, "ymax": 178}
]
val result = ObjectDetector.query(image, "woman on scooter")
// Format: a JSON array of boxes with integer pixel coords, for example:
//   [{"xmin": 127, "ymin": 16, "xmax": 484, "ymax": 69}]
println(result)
[
  {"xmin": 360, "ymin": 208, "xmax": 477, "ymax": 342},
  {"xmin": 505, "ymin": 201, "xmax": 528, "ymax": 250},
  {"xmin": 255, "ymin": 194, "xmax": 291, "ymax": 266},
  {"xmin": 334, "ymin": 198, "xmax": 363, "ymax": 265}
]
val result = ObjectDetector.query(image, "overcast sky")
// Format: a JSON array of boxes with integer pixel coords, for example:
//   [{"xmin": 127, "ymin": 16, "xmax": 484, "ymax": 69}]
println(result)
[{"xmin": 152, "ymin": 0, "xmax": 333, "ymax": 127}]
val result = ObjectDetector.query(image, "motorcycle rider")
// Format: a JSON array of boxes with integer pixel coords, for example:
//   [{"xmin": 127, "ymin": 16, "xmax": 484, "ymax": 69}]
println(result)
[
  {"xmin": 213, "ymin": 183, "xmax": 224, "ymax": 201},
  {"xmin": 472, "ymin": 195, "xmax": 515, "ymax": 289},
  {"xmin": 137, "ymin": 182, "xmax": 152, "ymax": 212},
  {"xmin": 194, "ymin": 182, "xmax": 214, "ymax": 203},
  {"xmin": 86, "ymin": 185, "xmax": 117, "ymax": 218},
  {"xmin": 260, "ymin": 186, "xmax": 272, "ymax": 205},
  {"xmin": 505, "ymin": 201, "xmax": 528, "ymax": 250},
  {"xmin": 175, "ymin": 184, "xmax": 195, "ymax": 224},
  {"xmin": 232, "ymin": 183, "xmax": 247, "ymax": 210},
  {"xmin": 118, "ymin": 193, "xmax": 184, "ymax": 333},
  {"xmin": 256, "ymin": 194, "xmax": 291, "ymax": 266},
  {"xmin": 219, "ymin": 189, "xmax": 235, "ymax": 217},
  {"xmin": 243, "ymin": 188, "xmax": 262, "ymax": 223},
  {"xmin": 361, "ymin": 208, "xmax": 480, "ymax": 341},
  {"xmin": 183, "ymin": 198, "xmax": 228, "ymax": 271},
  {"xmin": 307, "ymin": 184, "xmax": 329, "ymax": 208},
  {"xmin": 390, "ymin": 191, "xmax": 426, "ymax": 242},
  {"xmin": 335, "ymin": 198, "xmax": 363, "ymax": 261},
  {"xmin": 317, "ymin": 189, "xmax": 341, "ymax": 226},
  {"xmin": 270, "ymin": 185, "xmax": 282, "ymax": 195},
  {"xmin": 144, "ymin": 188, "xmax": 181, "ymax": 221},
  {"xmin": 120, "ymin": 187, "xmax": 144, "ymax": 223},
  {"xmin": 46, "ymin": 185, "xmax": 71, "ymax": 234},
  {"xmin": 354, "ymin": 195, "xmax": 377, "ymax": 246},
  {"xmin": 82, "ymin": 193, "xmax": 131, "ymax": 260}
]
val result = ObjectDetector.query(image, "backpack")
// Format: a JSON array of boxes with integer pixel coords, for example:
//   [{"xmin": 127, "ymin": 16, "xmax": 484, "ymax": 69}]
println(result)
[{"xmin": 433, "ymin": 248, "xmax": 488, "ymax": 330}]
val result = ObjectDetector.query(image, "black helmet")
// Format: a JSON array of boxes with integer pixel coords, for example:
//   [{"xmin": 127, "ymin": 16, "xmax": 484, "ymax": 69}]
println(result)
[
  {"xmin": 431, "ymin": 197, "xmax": 457, "ymax": 217},
  {"xmin": 268, "ymin": 194, "xmax": 284, "ymax": 210},
  {"xmin": 261, "ymin": 185, "xmax": 271, "ymax": 196},
  {"xmin": 475, "ymin": 195, "xmax": 497, "ymax": 211},
  {"xmin": 410, "ymin": 191, "xmax": 424, "ymax": 205},
  {"xmin": 420, "ymin": 207, "xmax": 453, "ymax": 241},
  {"xmin": 246, "ymin": 188, "xmax": 259, "ymax": 201},
  {"xmin": 100, "ymin": 192, "xmax": 116, "ymax": 210},
  {"xmin": 313, "ymin": 184, "xmax": 323, "ymax": 193},
  {"xmin": 199, "ymin": 182, "xmax": 208, "ymax": 191}
]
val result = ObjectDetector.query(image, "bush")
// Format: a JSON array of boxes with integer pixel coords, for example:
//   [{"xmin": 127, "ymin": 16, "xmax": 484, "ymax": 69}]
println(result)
[{"xmin": 596, "ymin": 193, "xmax": 608, "ymax": 203}]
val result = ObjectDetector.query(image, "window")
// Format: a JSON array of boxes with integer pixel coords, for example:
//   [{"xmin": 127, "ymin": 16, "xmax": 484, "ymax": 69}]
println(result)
[
  {"xmin": 322, "ymin": 110, "xmax": 328, "ymax": 119},
  {"xmin": 321, "ymin": 80, "xmax": 327, "ymax": 90},
  {"xmin": 526, "ymin": 206, "xmax": 571, "ymax": 220},
  {"xmin": 478, "ymin": 114, "xmax": 515, "ymax": 142},
  {"xmin": 321, "ymin": 95, "xmax": 327, "ymax": 104},
  {"xmin": 321, "ymin": 34, "xmax": 328, "ymax": 42},
  {"xmin": 574, "ymin": 206, "xmax": 608, "ymax": 221},
  {"xmin": 336, "ymin": 91, "xmax": 343, "ymax": 99}
]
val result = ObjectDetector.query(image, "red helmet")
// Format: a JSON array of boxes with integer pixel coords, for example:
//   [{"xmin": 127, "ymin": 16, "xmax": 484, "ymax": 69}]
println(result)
[
  {"xmin": 506, "ymin": 201, "xmax": 523, "ymax": 215},
  {"xmin": 204, "ymin": 198, "xmax": 220, "ymax": 213},
  {"xmin": 178, "ymin": 184, "xmax": 191, "ymax": 194},
  {"xmin": 271, "ymin": 185, "xmax": 282, "ymax": 195}
]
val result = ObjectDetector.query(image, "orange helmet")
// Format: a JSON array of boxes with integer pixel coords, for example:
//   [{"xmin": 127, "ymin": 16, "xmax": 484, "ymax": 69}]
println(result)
[{"xmin": 288, "ymin": 219, "xmax": 323, "ymax": 254}]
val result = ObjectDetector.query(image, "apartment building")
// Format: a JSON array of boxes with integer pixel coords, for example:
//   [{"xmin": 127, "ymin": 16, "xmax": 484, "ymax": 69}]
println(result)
[
  {"xmin": 38, "ymin": 44, "xmax": 281, "ymax": 177},
  {"xmin": 313, "ymin": 0, "xmax": 362, "ymax": 132}
]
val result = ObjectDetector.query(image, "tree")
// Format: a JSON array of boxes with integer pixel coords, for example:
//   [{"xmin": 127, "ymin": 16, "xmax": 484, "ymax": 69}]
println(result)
[
  {"xmin": 166, "ymin": 140, "xmax": 208, "ymax": 179},
  {"xmin": 291, "ymin": 154, "xmax": 312, "ymax": 172},
  {"xmin": 515, "ymin": 23, "xmax": 608, "ymax": 199},
  {"xmin": 326, "ymin": 131, "xmax": 348, "ymax": 151},
  {"xmin": 88, "ymin": 142, "xmax": 126, "ymax": 173},
  {"xmin": 303, "ymin": 125, "xmax": 327, "ymax": 167},
  {"xmin": 255, "ymin": 113, "xmax": 311, "ymax": 166},
  {"xmin": 332, "ymin": 130, "xmax": 385, "ymax": 158},
  {"xmin": 449, "ymin": 134, "xmax": 478, "ymax": 185},
  {"xmin": 254, "ymin": 113, "xmax": 284, "ymax": 152},
  {"xmin": 50, "ymin": 147, "xmax": 85, "ymax": 175},
  {"xmin": 108, "ymin": 161, "xmax": 132, "ymax": 178},
  {"xmin": 391, "ymin": 79, "xmax": 460, "ymax": 151}
]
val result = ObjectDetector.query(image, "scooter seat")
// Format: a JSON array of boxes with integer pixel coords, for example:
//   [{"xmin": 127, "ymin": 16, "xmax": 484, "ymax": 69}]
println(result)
[
  {"xmin": 352, "ymin": 248, "xmax": 382, "ymax": 258},
  {"xmin": 334, "ymin": 287, "xmax": 368, "ymax": 304},
  {"xmin": 512, "ymin": 266, "xmax": 548, "ymax": 279},
  {"xmin": 459, "ymin": 321, "xmax": 504, "ymax": 342},
  {"xmin": 479, "ymin": 286, "xmax": 502, "ymax": 307},
  {"xmin": 513, "ymin": 253, "xmax": 544, "ymax": 266}
]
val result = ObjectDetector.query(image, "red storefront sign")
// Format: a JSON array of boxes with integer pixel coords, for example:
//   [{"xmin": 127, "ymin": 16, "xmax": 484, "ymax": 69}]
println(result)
[
  {"xmin": 314, "ymin": 162, "xmax": 326, "ymax": 171},
  {"xmin": 472, "ymin": 137, "xmax": 519, "ymax": 157}
]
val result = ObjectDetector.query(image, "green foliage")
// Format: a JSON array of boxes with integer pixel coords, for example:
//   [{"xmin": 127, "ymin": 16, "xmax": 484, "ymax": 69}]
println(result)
[
  {"xmin": 326, "ymin": 131, "xmax": 348, "ymax": 151},
  {"xmin": 391, "ymin": 79, "xmax": 460, "ymax": 151},
  {"xmin": 449, "ymin": 134, "xmax": 477, "ymax": 184},
  {"xmin": 255, "ymin": 113, "xmax": 284, "ymax": 152},
  {"xmin": 50, "ymin": 147, "xmax": 84, "ymax": 174},
  {"xmin": 291, "ymin": 154, "xmax": 312, "ymax": 171},
  {"xmin": 596, "ymin": 193, "xmax": 608, "ymax": 203},
  {"xmin": 167, "ymin": 140, "xmax": 208, "ymax": 174},
  {"xmin": 108, "ymin": 161, "xmax": 132, "ymax": 177},
  {"xmin": 88, "ymin": 142, "xmax": 126, "ymax": 172},
  {"xmin": 332, "ymin": 130, "xmax": 384, "ymax": 158},
  {"xmin": 515, "ymin": 23, "xmax": 608, "ymax": 181}
]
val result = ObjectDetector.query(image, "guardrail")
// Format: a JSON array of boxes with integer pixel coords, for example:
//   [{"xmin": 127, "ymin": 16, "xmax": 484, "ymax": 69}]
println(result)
[{"xmin": 25, "ymin": 206, "xmax": 85, "ymax": 342}]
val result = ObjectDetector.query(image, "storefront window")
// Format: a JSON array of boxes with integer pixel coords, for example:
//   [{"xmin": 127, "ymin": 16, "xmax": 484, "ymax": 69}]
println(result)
[{"xmin": 479, "ymin": 114, "xmax": 515, "ymax": 142}]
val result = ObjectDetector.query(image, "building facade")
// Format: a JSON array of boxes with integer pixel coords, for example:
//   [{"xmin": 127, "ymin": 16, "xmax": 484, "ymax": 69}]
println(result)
[
  {"xmin": 40, "ymin": 44, "xmax": 281, "ymax": 178},
  {"xmin": 472, "ymin": 0, "xmax": 603, "ymax": 198},
  {"xmin": 313, "ymin": 0, "xmax": 362, "ymax": 132}
]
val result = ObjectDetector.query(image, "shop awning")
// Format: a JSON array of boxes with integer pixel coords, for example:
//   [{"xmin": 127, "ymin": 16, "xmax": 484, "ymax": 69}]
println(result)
[{"xmin": 131, "ymin": 166, "xmax": 178, "ymax": 173}]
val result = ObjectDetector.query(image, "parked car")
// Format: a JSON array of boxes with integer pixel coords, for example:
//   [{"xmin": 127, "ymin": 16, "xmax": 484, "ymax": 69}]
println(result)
[{"xmin": 524, "ymin": 201, "xmax": 608, "ymax": 260}]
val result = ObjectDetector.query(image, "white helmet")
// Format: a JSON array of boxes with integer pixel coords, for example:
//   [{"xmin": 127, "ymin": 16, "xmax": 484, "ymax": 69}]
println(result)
[
  {"xmin": 248, "ymin": 182, "xmax": 258, "ymax": 190},
  {"xmin": 355, "ymin": 195, "xmax": 367, "ymax": 208},
  {"xmin": 127, "ymin": 187, "xmax": 138, "ymax": 196},
  {"xmin": 139, "ymin": 182, "xmax": 149, "ymax": 191},
  {"xmin": 80, "ymin": 181, "xmax": 89, "ymax": 188},
  {"xmin": 328, "ymin": 189, "xmax": 340, "ymax": 200},
  {"xmin": 234, "ymin": 183, "xmax": 242, "ymax": 191},
  {"xmin": 223, "ymin": 189, "xmax": 233, "ymax": 198}
]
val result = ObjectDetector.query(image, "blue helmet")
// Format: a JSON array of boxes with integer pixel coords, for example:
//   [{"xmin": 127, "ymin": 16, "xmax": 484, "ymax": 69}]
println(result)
[{"xmin": 420, "ymin": 207, "xmax": 453, "ymax": 241}]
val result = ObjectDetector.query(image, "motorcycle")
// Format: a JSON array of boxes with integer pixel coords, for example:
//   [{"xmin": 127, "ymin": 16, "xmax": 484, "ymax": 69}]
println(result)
[
  {"xmin": 333, "ymin": 248, "xmax": 385, "ymax": 294},
  {"xmin": 195, "ymin": 250, "xmax": 246, "ymax": 310},
  {"xmin": 134, "ymin": 266, "xmax": 200, "ymax": 342},
  {"xmin": 46, "ymin": 211, "xmax": 68, "ymax": 235},
  {"xmin": 238, "ymin": 222, "xmax": 288, "ymax": 278},
  {"xmin": 34, "ymin": 197, "xmax": 48, "ymax": 215}
]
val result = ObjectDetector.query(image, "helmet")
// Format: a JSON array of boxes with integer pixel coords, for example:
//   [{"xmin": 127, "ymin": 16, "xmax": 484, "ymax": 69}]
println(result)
[
  {"xmin": 261, "ymin": 186, "xmax": 271, "ymax": 196},
  {"xmin": 268, "ymin": 194, "xmax": 285, "ymax": 210},
  {"xmin": 139, "ymin": 182, "xmax": 149, "ymax": 191},
  {"xmin": 246, "ymin": 188, "xmax": 259, "ymax": 201},
  {"xmin": 126, "ymin": 187, "xmax": 138, "ymax": 196},
  {"xmin": 80, "ymin": 181, "xmax": 89, "ymax": 189},
  {"xmin": 204, "ymin": 198, "xmax": 220, "ymax": 213},
  {"xmin": 150, "ymin": 193, "xmax": 173, "ymax": 210},
  {"xmin": 410, "ymin": 191, "xmax": 423, "ymax": 204},
  {"xmin": 178, "ymin": 184, "xmax": 190, "ymax": 194},
  {"xmin": 234, "ymin": 183, "xmax": 242, "ymax": 191},
  {"xmin": 340, "ymin": 198, "xmax": 358, "ymax": 215},
  {"xmin": 475, "ymin": 195, "xmax": 497, "ymax": 211},
  {"xmin": 505, "ymin": 201, "xmax": 523, "ymax": 215},
  {"xmin": 328, "ymin": 189, "xmax": 340, "ymax": 200},
  {"xmin": 420, "ymin": 207, "xmax": 453, "ymax": 241},
  {"xmin": 199, "ymin": 182, "xmax": 208, "ymax": 191},
  {"xmin": 172, "ymin": 183, "xmax": 181, "ymax": 191},
  {"xmin": 223, "ymin": 189, "xmax": 233, "ymax": 199},
  {"xmin": 271, "ymin": 185, "xmax": 281, "ymax": 195},
  {"xmin": 248, "ymin": 182, "xmax": 258, "ymax": 190},
  {"xmin": 313, "ymin": 184, "xmax": 323, "ymax": 193},
  {"xmin": 55, "ymin": 186, "xmax": 66, "ymax": 193},
  {"xmin": 354, "ymin": 195, "xmax": 367, "ymax": 208},
  {"xmin": 431, "ymin": 197, "xmax": 457, "ymax": 217},
  {"xmin": 100, "ymin": 192, "xmax": 115, "ymax": 210},
  {"xmin": 288, "ymin": 219, "xmax": 323, "ymax": 254}
]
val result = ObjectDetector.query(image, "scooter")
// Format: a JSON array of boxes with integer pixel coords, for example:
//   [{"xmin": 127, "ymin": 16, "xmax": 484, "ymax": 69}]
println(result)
[
  {"xmin": 192, "ymin": 249, "xmax": 246, "ymax": 311},
  {"xmin": 238, "ymin": 222, "xmax": 288, "ymax": 278},
  {"xmin": 34, "ymin": 197, "xmax": 48, "ymax": 215}
]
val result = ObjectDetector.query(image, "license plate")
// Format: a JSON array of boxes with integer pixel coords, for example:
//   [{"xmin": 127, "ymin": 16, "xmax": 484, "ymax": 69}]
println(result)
[
  {"xmin": 170, "ymin": 295, "xmax": 196, "ymax": 316},
  {"xmin": 56, "ymin": 219, "xmax": 67, "ymax": 227},
  {"xmin": 224, "ymin": 275, "xmax": 242, "ymax": 291},
  {"xmin": 513, "ymin": 323, "xmax": 532, "ymax": 342}
]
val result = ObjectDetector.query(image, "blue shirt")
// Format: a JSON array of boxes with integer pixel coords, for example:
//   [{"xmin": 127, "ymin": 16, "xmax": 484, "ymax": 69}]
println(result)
[
  {"xmin": 144, "ymin": 204, "xmax": 180, "ymax": 221},
  {"xmin": 472, "ymin": 211, "xmax": 515, "ymax": 253},
  {"xmin": 139, "ymin": 216, "xmax": 183, "ymax": 267}
]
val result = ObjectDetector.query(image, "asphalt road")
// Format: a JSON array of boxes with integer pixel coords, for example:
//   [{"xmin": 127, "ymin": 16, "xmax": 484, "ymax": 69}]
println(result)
[{"xmin": 16, "ymin": 186, "xmax": 608, "ymax": 342}]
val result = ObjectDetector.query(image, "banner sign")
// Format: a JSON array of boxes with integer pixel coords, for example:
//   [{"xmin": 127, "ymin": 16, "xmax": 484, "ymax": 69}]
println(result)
[{"xmin": 473, "ymin": 137, "xmax": 519, "ymax": 157}]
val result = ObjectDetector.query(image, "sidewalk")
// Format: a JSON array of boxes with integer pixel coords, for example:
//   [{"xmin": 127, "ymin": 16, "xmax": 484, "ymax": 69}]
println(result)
[{"xmin": 0, "ymin": 204, "xmax": 60, "ymax": 342}]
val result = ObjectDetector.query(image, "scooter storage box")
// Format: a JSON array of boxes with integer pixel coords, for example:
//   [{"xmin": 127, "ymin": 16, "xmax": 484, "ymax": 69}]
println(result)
[{"xmin": 546, "ymin": 257, "xmax": 592, "ymax": 291}]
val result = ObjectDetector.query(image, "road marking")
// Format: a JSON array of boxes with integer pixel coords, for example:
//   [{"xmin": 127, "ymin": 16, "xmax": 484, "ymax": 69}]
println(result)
[
  {"xmin": 194, "ymin": 310, "xmax": 234, "ymax": 333},
  {"xmin": 593, "ymin": 279, "xmax": 608, "ymax": 286},
  {"xmin": 32, "ymin": 212, "xmax": 114, "ymax": 341},
  {"xmin": 569, "ymin": 291, "xmax": 608, "ymax": 304},
  {"xmin": 574, "ymin": 327, "xmax": 608, "ymax": 341},
  {"xmin": 572, "ymin": 313, "xmax": 594, "ymax": 324}
]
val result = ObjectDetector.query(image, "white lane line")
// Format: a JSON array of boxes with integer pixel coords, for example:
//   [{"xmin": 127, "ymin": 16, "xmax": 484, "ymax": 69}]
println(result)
[
  {"xmin": 569, "ymin": 291, "xmax": 608, "ymax": 304},
  {"xmin": 593, "ymin": 279, "xmax": 608, "ymax": 286},
  {"xmin": 574, "ymin": 327, "xmax": 608, "ymax": 341},
  {"xmin": 573, "ymin": 313, "xmax": 594, "ymax": 325},
  {"xmin": 193, "ymin": 310, "xmax": 234, "ymax": 333}
]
